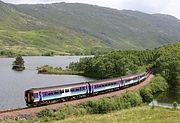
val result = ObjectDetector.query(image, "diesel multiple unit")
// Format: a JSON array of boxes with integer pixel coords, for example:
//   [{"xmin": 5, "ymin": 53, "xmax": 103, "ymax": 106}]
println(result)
[{"xmin": 25, "ymin": 72, "xmax": 148, "ymax": 107}]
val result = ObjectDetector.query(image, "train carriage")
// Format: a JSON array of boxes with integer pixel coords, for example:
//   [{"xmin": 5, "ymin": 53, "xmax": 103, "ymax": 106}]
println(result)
[
  {"xmin": 25, "ymin": 82, "xmax": 89, "ymax": 106},
  {"xmin": 89, "ymin": 78, "xmax": 121, "ymax": 94},
  {"xmin": 25, "ymin": 71, "xmax": 149, "ymax": 107}
]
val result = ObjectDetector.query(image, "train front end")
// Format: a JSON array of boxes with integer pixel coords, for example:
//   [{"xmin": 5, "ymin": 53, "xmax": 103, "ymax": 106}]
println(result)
[{"xmin": 24, "ymin": 90, "xmax": 34, "ymax": 107}]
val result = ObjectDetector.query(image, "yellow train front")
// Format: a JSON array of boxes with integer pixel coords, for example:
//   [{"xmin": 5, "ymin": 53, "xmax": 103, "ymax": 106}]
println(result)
[{"xmin": 24, "ymin": 90, "xmax": 34, "ymax": 107}]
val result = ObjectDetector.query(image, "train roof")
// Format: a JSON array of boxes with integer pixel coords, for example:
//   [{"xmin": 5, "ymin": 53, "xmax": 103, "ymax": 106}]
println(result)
[
  {"xmin": 28, "ymin": 82, "xmax": 87, "ymax": 92},
  {"xmin": 88, "ymin": 71, "xmax": 145, "ymax": 84},
  {"xmin": 27, "ymin": 71, "xmax": 146, "ymax": 92}
]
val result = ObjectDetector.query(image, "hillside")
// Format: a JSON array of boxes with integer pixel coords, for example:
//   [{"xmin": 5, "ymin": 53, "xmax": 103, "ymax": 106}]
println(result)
[
  {"xmin": 0, "ymin": 1, "xmax": 109, "ymax": 56},
  {"xmin": 15, "ymin": 3, "xmax": 180, "ymax": 49},
  {"xmin": 0, "ymin": 1, "xmax": 180, "ymax": 55}
]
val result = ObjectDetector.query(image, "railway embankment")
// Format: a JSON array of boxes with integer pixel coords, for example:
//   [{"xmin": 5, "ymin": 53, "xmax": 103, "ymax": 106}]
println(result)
[{"xmin": 0, "ymin": 74, "xmax": 154, "ymax": 121}]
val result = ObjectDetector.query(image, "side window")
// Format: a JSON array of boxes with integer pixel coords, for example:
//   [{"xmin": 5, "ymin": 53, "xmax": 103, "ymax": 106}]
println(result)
[
  {"xmin": 76, "ymin": 88, "xmax": 80, "ymax": 91},
  {"xmin": 82, "ymin": 87, "xmax": 85, "ymax": 90},
  {"xmin": 60, "ymin": 90, "xmax": 64, "ymax": 93},
  {"xmin": 54, "ymin": 91, "xmax": 59, "ymax": 95},
  {"xmin": 65, "ymin": 89, "xmax": 69, "ymax": 93},
  {"xmin": 34, "ymin": 93, "xmax": 38, "ymax": 98},
  {"xmin": 48, "ymin": 92, "xmax": 54, "ymax": 96},
  {"xmin": 42, "ymin": 92, "xmax": 46, "ymax": 97},
  {"xmin": 71, "ymin": 88, "xmax": 75, "ymax": 92},
  {"xmin": 45, "ymin": 92, "xmax": 48, "ymax": 96}
]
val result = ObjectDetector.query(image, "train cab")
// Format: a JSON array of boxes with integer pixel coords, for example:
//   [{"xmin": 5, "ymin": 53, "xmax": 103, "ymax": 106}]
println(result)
[{"xmin": 24, "ymin": 90, "xmax": 34, "ymax": 106}]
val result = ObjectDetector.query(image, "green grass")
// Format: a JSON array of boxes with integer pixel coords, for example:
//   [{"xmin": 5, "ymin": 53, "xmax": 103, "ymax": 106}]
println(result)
[
  {"xmin": 5, "ymin": 106, "xmax": 180, "ymax": 123},
  {"xmin": 58, "ymin": 106, "xmax": 180, "ymax": 123},
  {"xmin": 0, "ymin": 28, "xmax": 110, "ymax": 56},
  {"xmin": 0, "ymin": 2, "xmax": 111, "ymax": 56}
]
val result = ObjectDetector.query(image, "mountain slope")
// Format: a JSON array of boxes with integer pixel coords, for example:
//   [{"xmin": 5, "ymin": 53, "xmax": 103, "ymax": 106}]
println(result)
[
  {"xmin": 0, "ymin": 1, "xmax": 180, "ymax": 55},
  {"xmin": 15, "ymin": 3, "xmax": 180, "ymax": 49},
  {"xmin": 0, "ymin": 1, "xmax": 110, "ymax": 56}
]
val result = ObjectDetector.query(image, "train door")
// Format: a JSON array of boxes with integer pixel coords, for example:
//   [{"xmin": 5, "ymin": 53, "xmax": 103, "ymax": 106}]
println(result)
[
  {"xmin": 119, "ymin": 78, "xmax": 123, "ymax": 87},
  {"xmin": 86, "ymin": 84, "xmax": 89, "ymax": 94},
  {"xmin": 64, "ymin": 88, "xmax": 71, "ymax": 97},
  {"xmin": 92, "ymin": 84, "xmax": 94, "ymax": 94},
  {"xmin": 87, "ymin": 83, "xmax": 92, "ymax": 96},
  {"xmin": 39, "ymin": 91, "xmax": 42, "ymax": 102}
]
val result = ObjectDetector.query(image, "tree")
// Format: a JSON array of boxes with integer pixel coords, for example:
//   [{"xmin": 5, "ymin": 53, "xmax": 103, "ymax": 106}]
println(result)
[{"xmin": 12, "ymin": 55, "xmax": 25, "ymax": 71}]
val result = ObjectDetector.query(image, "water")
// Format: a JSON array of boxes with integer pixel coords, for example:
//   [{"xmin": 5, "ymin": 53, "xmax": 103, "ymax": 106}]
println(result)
[
  {"xmin": 151, "ymin": 86, "xmax": 180, "ymax": 108},
  {"xmin": 0, "ymin": 56, "xmax": 94, "ymax": 111}
]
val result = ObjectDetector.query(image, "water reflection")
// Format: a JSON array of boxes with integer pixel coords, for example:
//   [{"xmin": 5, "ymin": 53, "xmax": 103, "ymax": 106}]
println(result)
[{"xmin": 152, "ymin": 86, "xmax": 180, "ymax": 108}]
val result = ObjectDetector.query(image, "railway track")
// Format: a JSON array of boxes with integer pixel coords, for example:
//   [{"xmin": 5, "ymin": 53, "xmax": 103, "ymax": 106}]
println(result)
[
  {"xmin": 0, "ymin": 107, "xmax": 28, "ymax": 114},
  {"xmin": 0, "ymin": 74, "xmax": 154, "ymax": 121}
]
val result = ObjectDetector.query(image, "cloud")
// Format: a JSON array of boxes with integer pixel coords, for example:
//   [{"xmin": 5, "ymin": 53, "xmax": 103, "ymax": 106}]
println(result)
[
  {"xmin": 2, "ymin": 0, "xmax": 180, "ymax": 19},
  {"xmin": 160, "ymin": 0, "xmax": 180, "ymax": 19}
]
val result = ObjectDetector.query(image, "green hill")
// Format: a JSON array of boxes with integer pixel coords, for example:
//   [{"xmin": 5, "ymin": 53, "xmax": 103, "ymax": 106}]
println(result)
[
  {"xmin": 0, "ymin": 1, "xmax": 109, "ymax": 56},
  {"xmin": 0, "ymin": 1, "xmax": 180, "ymax": 55}
]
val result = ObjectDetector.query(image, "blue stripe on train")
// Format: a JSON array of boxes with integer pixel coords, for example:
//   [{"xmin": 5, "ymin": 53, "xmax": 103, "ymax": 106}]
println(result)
[
  {"xmin": 93, "ymin": 84, "xmax": 119, "ymax": 92},
  {"xmin": 33, "ymin": 90, "xmax": 87, "ymax": 102}
]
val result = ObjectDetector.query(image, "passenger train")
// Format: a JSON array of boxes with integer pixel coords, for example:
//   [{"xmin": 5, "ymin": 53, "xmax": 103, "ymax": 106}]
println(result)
[{"xmin": 24, "ymin": 71, "xmax": 148, "ymax": 107}]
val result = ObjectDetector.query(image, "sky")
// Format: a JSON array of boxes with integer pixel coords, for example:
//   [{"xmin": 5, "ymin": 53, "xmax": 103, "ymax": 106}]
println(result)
[{"xmin": 2, "ymin": 0, "xmax": 180, "ymax": 19}]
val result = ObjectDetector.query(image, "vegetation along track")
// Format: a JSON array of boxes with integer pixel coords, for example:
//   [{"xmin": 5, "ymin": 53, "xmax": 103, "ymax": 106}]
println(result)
[{"xmin": 0, "ymin": 74, "xmax": 154, "ymax": 121}]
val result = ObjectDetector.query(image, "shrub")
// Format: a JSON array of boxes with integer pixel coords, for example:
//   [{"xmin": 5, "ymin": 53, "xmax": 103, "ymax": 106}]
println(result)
[
  {"xmin": 52, "ymin": 105, "xmax": 88, "ymax": 120},
  {"xmin": 86, "ymin": 92, "xmax": 143, "ymax": 114},
  {"xmin": 140, "ymin": 75, "xmax": 168, "ymax": 103},
  {"xmin": 173, "ymin": 101, "xmax": 178, "ymax": 109},
  {"xmin": 149, "ymin": 74, "xmax": 168, "ymax": 94},
  {"xmin": 140, "ymin": 88, "xmax": 153, "ymax": 103},
  {"xmin": 38, "ymin": 108, "xmax": 52, "ymax": 117},
  {"xmin": 121, "ymin": 92, "xmax": 143, "ymax": 107}
]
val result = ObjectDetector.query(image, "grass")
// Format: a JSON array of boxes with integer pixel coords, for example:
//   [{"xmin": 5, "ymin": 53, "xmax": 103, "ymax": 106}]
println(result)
[
  {"xmin": 5, "ymin": 106, "xmax": 180, "ymax": 123},
  {"xmin": 58, "ymin": 106, "xmax": 180, "ymax": 123},
  {"xmin": 0, "ymin": 28, "xmax": 110, "ymax": 56},
  {"xmin": 0, "ymin": 3, "xmax": 111, "ymax": 56},
  {"xmin": 62, "ymin": 106, "xmax": 180, "ymax": 123}
]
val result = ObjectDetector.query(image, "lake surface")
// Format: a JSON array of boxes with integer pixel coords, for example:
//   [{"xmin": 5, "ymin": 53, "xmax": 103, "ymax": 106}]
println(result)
[
  {"xmin": 154, "ymin": 86, "xmax": 180, "ymax": 103},
  {"xmin": 0, "ymin": 56, "xmax": 94, "ymax": 111},
  {"xmin": 151, "ymin": 86, "xmax": 180, "ymax": 108}
]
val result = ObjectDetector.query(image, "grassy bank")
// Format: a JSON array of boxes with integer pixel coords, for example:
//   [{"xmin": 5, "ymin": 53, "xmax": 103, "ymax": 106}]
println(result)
[
  {"xmin": 37, "ymin": 65, "xmax": 83, "ymax": 75},
  {"xmin": 47, "ymin": 106, "xmax": 180, "ymax": 123},
  {"xmin": 6, "ymin": 106, "xmax": 180, "ymax": 123},
  {"xmin": 48, "ymin": 106, "xmax": 180, "ymax": 123}
]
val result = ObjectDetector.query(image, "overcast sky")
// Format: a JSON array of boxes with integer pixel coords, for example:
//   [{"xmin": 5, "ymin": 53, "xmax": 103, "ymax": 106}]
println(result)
[{"xmin": 2, "ymin": 0, "xmax": 180, "ymax": 19}]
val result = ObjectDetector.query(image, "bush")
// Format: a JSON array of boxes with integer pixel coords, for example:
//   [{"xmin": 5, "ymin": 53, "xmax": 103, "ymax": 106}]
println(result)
[
  {"xmin": 173, "ymin": 101, "xmax": 178, "ymax": 109},
  {"xmin": 121, "ymin": 92, "xmax": 143, "ymax": 107},
  {"xmin": 140, "ymin": 75, "xmax": 168, "ymax": 103},
  {"xmin": 52, "ymin": 105, "xmax": 88, "ymax": 120},
  {"xmin": 140, "ymin": 88, "xmax": 153, "ymax": 103},
  {"xmin": 38, "ymin": 108, "xmax": 52, "ymax": 117},
  {"xmin": 149, "ymin": 74, "xmax": 168, "ymax": 94},
  {"xmin": 87, "ymin": 92, "xmax": 143, "ymax": 114}
]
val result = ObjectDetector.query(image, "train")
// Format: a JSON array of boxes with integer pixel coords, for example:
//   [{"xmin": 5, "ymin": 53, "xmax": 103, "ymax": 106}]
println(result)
[{"xmin": 24, "ymin": 71, "xmax": 148, "ymax": 107}]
